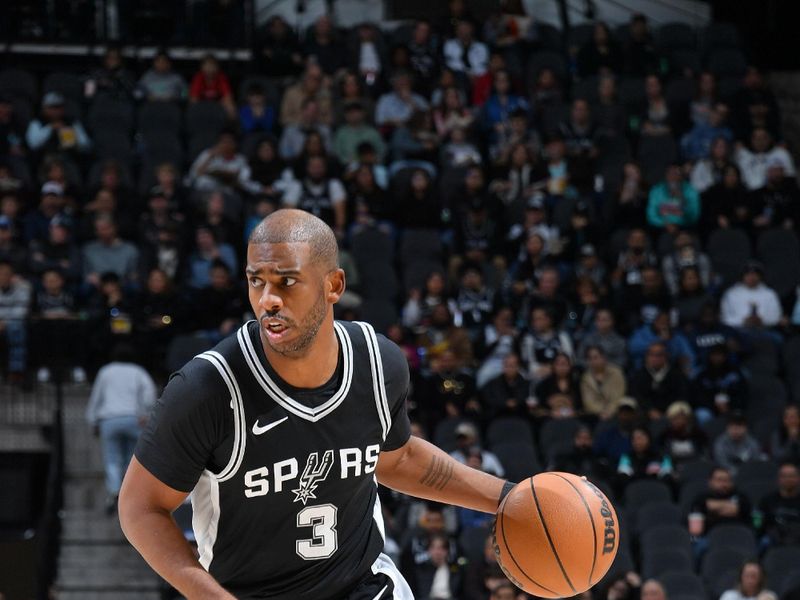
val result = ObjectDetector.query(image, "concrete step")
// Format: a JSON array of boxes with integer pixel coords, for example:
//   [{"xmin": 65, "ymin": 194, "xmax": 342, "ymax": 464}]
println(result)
[
  {"xmin": 60, "ymin": 509, "xmax": 125, "ymax": 543},
  {"xmin": 56, "ymin": 541, "xmax": 160, "ymax": 590},
  {"xmin": 63, "ymin": 476, "xmax": 107, "ymax": 512}
]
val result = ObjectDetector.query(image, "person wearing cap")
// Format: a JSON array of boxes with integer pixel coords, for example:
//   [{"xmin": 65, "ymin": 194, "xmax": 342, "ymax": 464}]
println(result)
[
  {"xmin": 749, "ymin": 154, "xmax": 800, "ymax": 230},
  {"xmin": 735, "ymin": 127, "xmax": 796, "ymax": 191},
  {"xmin": 713, "ymin": 411, "xmax": 764, "ymax": 476},
  {"xmin": 28, "ymin": 215, "xmax": 81, "ymax": 282},
  {"xmin": 720, "ymin": 260, "xmax": 782, "ymax": 329},
  {"xmin": 23, "ymin": 182, "xmax": 67, "ymax": 244},
  {"xmin": 448, "ymin": 422, "xmax": 504, "ymax": 478},
  {"xmin": 574, "ymin": 243, "xmax": 607, "ymax": 288},
  {"xmin": 332, "ymin": 101, "xmax": 385, "ymax": 165},
  {"xmin": 25, "ymin": 91, "xmax": 91, "ymax": 157},
  {"xmin": 657, "ymin": 401, "xmax": 706, "ymax": 465},
  {"xmin": 646, "ymin": 163, "xmax": 700, "ymax": 231}
]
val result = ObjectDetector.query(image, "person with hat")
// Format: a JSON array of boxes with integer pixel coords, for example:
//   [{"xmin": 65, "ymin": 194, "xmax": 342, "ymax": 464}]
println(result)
[
  {"xmin": 25, "ymin": 91, "xmax": 91, "ymax": 158},
  {"xmin": 720, "ymin": 260, "xmax": 782, "ymax": 329},
  {"xmin": 448, "ymin": 422, "xmax": 504, "ymax": 478},
  {"xmin": 332, "ymin": 101, "xmax": 385, "ymax": 165},
  {"xmin": 28, "ymin": 215, "xmax": 81, "ymax": 282},
  {"xmin": 713, "ymin": 411, "xmax": 764, "ymax": 475},
  {"xmin": 24, "ymin": 182, "xmax": 67, "ymax": 244},
  {"xmin": 657, "ymin": 401, "xmax": 707, "ymax": 466}
]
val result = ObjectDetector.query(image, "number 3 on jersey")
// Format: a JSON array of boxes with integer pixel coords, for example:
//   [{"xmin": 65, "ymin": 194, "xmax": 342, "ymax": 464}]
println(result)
[{"xmin": 296, "ymin": 504, "xmax": 338, "ymax": 560}]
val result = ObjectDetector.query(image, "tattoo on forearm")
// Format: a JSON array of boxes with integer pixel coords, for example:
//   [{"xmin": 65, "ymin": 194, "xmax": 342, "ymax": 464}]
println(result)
[{"xmin": 419, "ymin": 455, "xmax": 454, "ymax": 491}]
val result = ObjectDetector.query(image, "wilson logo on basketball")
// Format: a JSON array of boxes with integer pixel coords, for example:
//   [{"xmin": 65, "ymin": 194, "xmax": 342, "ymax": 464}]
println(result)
[{"xmin": 584, "ymin": 480, "xmax": 617, "ymax": 555}]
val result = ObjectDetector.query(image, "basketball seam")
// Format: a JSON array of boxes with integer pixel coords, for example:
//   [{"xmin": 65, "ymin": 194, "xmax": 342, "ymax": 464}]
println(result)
[
  {"xmin": 498, "ymin": 494, "xmax": 561, "ymax": 597},
  {"xmin": 530, "ymin": 477, "xmax": 578, "ymax": 595},
  {"xmin": 552, "ymin": 473, "xmax": 598, "ymax": 589}
]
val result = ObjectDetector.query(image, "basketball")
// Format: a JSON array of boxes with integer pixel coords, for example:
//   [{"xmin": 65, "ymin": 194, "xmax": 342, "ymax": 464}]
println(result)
[{"xmin": 493, "ymin": 472, "xmax": 619, "ymax": 598}]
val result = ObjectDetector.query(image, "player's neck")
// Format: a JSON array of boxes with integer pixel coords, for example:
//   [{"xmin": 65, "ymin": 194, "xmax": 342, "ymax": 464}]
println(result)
[{"xmin": 262, "ymin": 321, "xmax": 339, "ymax": 388}]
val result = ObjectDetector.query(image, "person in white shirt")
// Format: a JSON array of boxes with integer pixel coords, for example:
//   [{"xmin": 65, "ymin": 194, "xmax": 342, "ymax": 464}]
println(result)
[
  {"xmin": 443, "ymin": 20, "xmax": 489, "ymax": 79},
  {"xmin": 735, "ymin": 127, "xmax": 796, "ymax": 190},
  {"xmin": 720, "ymin": 260, "xmax": 783, "ymax": 328},
  {"xmin": 283, "ymin": 155, "xmax": 347, "ymax": 238},
  {"xmin": 188, "ymin": 130, "xmax": 264, "ymax": 197},
  {"xmin": 86, "ymin": 344, "xmax": 157, "ymax": 513}
]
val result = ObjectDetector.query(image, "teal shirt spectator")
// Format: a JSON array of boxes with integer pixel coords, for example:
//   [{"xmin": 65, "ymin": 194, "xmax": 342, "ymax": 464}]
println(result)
[{"xmin": 646, "ymin": 180, "xmax": 700, "ymax": 228}]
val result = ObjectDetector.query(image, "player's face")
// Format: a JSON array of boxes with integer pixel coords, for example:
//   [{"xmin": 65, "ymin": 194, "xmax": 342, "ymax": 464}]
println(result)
[{"xmin": 246, "ymin": 241, "xmax": 334, "ymax": 358}]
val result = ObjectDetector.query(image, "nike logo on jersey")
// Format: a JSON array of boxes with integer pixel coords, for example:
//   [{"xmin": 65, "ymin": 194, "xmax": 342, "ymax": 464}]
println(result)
[{"xmin": 252, "ymin": 416, "xmax": 289, "ymax": 436}]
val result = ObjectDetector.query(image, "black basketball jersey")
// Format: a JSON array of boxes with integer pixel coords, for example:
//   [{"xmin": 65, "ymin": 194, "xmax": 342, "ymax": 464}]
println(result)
[{"xmin": 135, "ymin": 320, "xmax": 413, "ymax": 599}]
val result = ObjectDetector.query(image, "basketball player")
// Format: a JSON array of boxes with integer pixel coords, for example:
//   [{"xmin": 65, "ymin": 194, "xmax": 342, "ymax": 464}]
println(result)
[{"xmin": 119, "ymin": 209, "xmax": 514, "ymax": 599}]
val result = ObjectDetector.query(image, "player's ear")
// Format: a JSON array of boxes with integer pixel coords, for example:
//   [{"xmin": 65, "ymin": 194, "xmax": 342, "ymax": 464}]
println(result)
[{"xmin": 326, "ymin": 268, "xmax": 346, "ymax": 303}]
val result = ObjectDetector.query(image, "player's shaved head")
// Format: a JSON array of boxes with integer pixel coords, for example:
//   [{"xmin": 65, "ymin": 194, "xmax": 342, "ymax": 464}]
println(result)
[{"xmin": 248, "ymin": 209, "xmax": 339, "ymax": 271}]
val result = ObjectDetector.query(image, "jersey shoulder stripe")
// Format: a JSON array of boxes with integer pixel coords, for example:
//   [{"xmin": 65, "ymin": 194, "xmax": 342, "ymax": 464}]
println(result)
[{"xmin": 355, "ymin": 321, "xmax": 392, "ymax": 441}]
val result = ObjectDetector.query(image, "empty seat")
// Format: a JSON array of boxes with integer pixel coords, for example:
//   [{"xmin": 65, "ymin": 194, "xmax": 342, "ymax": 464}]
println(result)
[
  {"xmin": 400, "ymin": 229, "xmax": 442, "ymax": 264},
  {"xmin": 433, "ymin": 418, "xmax": 471, "ymax": 453},
  {"xmin": 739, "ymin": 480, "xmax": 778, "ymax": 508},
  {"xmin": 679, "ymin": 458, "xmax": 714, "ymax": 483},
  {"xmin": 708, "ymin": 228, "xmax": 752, "ymax": 287},
  {"xmin": 711, "ymin": 569, "xmax": 740, "ymax": 599},
  {"xmin": 778, "ymin": 570, "xmax": 800, "ymax": 597},
  {"xmin": 539, "ymin": 419, "xmax": 582, "ymax": 462},
  {"xmin": 757, "ymin": 229, "xmax": 800, "ymax": 299},
  {"xmin": 763, "ymin": 547, "xmax": 800, "ymax": 594},
  {"xmin": 487, "ymin": 417, "xmax": 534, "ymax": 449},
  {"xmin": 655, "ymin": 22, "xmax": 696, "ymax": 51},
  {"xmin": 527, "ymin": 50, "xmax": 568, "ymax": 82},
  {"xmin": 702, "ymin": 23, "xmax": 741, "ymax": 52},
  {"xmin": 0, "ymin": 68, "xmax": 37, "ymax": 102},
  {"xmin": 707, "ymin": 524, "xmax": 757, "ymax": 554},
  {"xmin": 641, "ymin": 525, "xmax": 692, "ymax": 556},
  {"xmin": 138, "ymin": 101, "xmax": 182, "ymax": 136},
  {"xmin": 642, "ymin": 548, "xmax": 693, "ymax": 579},
  {"xmin": 741, "ymin": 336, "xmax": 779, "ymax": 375},
  {"xmin": 707, "ymin": 48, "xmax": 748, "ymax": 78},
  {"xmin": 624, "ymin": 479, "xmax": 672, "ymax": 508},
  {"xmin": 88, "ymin": 97, "xmax": 134, "ymax": 134},
  {"xmin": 669, "ymin": 50, "xmax": 702, "ymax": 76},
  {"xmin": 492, "ymin": 442, "xmax": 542, "ymax": 482},
  {"xmin": 42, "ymin": 71, "xmax": 83, "ymax": 102},
  {"xmin": 658, "ymin": 570, "xmax": 706, "ymax": 598},
  {"xmin": 619, "ymin": 77, "xmax": 646, "ymax": 111},
  {"xmin": 185, "ymin": 101, "xmax": 228, "ymax": 136},
  {"xmin": 93, "ymin": 131, "xmax": 133, "ymax": 164},
  {"xmin": 679, "ymin": 479, "xmax": 708, "ymax": 515},
  {"xmin": 665, "ymin": 77, "xmax": 698, "ymax": 109},
  {"xmin": 637, "ymin": 134, "xmax": 678, "ymax": 184},
  {"xmin": 458, "ymin": 525, "xmax": 491, "ymax": 563},
  {"xmin": 636, "ymin": 501, "xmax": 682, "ymax": 534},
  {"xmin": 358, "ymin": 299, "xmax": 398, "ymax": 334},
  {"xmin": 166, "ymin": 335, "xmax": 212, "ymax": 372},
  {"xmin": 701, "ymin": 547, "xmax": 751, "ymax": 583},
  {"xmin": 783, "ymin": 337, "xmax": 800, "ymax": 402},
  {"xmin": 567, "ymin": 23, "xmax": 595, "ymax": 51},
  {"xmin": 746, "ymin": 376, "xmax": 787, "ymax": 426}
]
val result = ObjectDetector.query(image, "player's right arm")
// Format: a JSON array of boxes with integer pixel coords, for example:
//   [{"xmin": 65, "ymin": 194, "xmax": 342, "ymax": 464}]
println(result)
[{"xmin": 119, "ymin": 459, "xmax": 235, "ymax": 599}]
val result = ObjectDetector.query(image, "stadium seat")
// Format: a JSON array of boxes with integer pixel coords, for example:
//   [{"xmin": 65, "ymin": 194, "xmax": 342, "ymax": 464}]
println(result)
[
  {"xmin": 779, "ymin": 570, "xmax": 800, "ymax": 597},
  {"xmin": 458, "ymin": 525, "xmax": 491, "ymax": 563},
  {"xmin": 619, "ymin": 77, "xmax": 646, "ymax": 111},
  {"xmin": 757, "ymin": 229, "xmax": 800, "ymax": 299},
  {"xmin": 623, "ymin": 479, "xmax": 672, "ymax": 508},
  {"xmin": 763, "ymin": 547, "xmax": 800, "ymax": 594},
  {"xmin": 572, "ymin": 76, "xmax": 600, "ymax": 104},
  {"xmin": 741, "ymin": 336, "xmax": 779, "ymax": 375},
  {"xmin": 641, "ymin": 525, "xmax": 692, "ymax": 557},
  {"xmin": 42, "ymin": 71, "xmax": 83, "ymax": 102},
  {"xmin": 737, "ymin": 460, "xmax": 779, "ymax": 485},
  {"xmin": 138, "ymin": 101, "xmax": 182, "ymax": 137},
  {"xmin": 700, "ymin": 547, "xmax": 751, "ymax": 583},
  {"xmin": 707, "ymin": 228, "xmax": 752, "ymax": 287},
  {"xmin": 669, "ymin": 50, "xmax": 702, "ymax": 76},
  {"xmin": 492, "ymin": 442, "xmax": 542, "ymax": 482},
  {"xmin": 539, "ymin": 419, "xmax": 582, "ymax": 462},
  {"xmin": 567, "ymin": 23, "xmax": 595, "ymax": 52},
  {"xmin": 635, "ymin": 501, "xmax": 682, "ymax": 534},
  {"xmin": 358, "ymin": 299, "xmax": 397, "ymax": 334},
  {"xmin": 717, "ymin": 76, "xmax": 744, "ymax": 101},
  {"xmin": 637, "ymin": 134, "xmax": 678, "ymax": 185},
  {"xmin": 486, "ymin": 417, "xmax": 534, "ymax": 449},
  {"xmin": 707, "ymin": 524, "xmax": 758, "ymax": 554},
  {"xmin": 665, "ymin": 77, "xmax": 698, "ymax": 109},
  {"xmin": 679, "ymin": 479, "xmax": 708, "ymax": 516},
  {"xmin": 0, "ymin": 68, "xmax": 38, "ymax": 103},
  {"xmin": 739, "ymin": 480, "xmax": 778, "ymax": 507},
  {"xmin": 642, "ymin": 548, "xmax": 693, "ymax": 579},
  {"xmin": 707, "ymin": 48, "xmax": 748, "ymax": 78},
  {"xmin": 184, "ymin": 101, "xmax": 228, "ymax": 137},
  {"xmin": 679, "ymin": 458, "xmax": 714, "ymax": 484},
  {"xmin": 92, "ymin": 131, "xmax": 133, "ymax": 164},
  {"xmin": 701, "ymin": 23, "xmax": 742, "ymax": 52},
  {"xmin": 655, "ymin": 22, "xmax": 696, "ymax": 51},
  {"xmin": 710, "ymin": 569, "xmax": 740, "ymax": 599},
  {"xmin": 188, "ymin": 131, "xmax": 219, "ymax": 161},
  {"xmin": 598, "ymin": 540, "xmax": 635, "ymax": 586},
  {"xmin": 402, "ymin": 260, "xmax": 444, "ymax": 292},
  {"xmin": 87, "ymin": 96, "xmax": 134, "ymax": 134},
  {"xmin": 165, "ymin": 335, "xmax": 212, "ymax": 373},
  {"xmin": 783, "ymin": 337, "xmax": 800, "ymax": 402},
  {"xmin": 745, "ymin": 376, "xmax": 787, "ymax": 426},
  {"xmin": 433, "ymin": 418, "xmax": 470, "ymax": 453},
  {"xmin": 527, "ymin": 50, "xmax": 568, "ymax": 83},
  {"xmin": 658, "ymin": 571, "xmax": 706, "ymax": 598}
]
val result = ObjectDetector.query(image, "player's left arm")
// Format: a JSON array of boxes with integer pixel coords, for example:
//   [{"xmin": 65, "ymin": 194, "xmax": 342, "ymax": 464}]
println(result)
[{"xmin": 377, "ymin": 436, "xmax": 509, "ymax": 513}]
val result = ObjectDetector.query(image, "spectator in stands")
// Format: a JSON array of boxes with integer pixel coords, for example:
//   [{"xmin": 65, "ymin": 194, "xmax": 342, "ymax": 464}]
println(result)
[
  {"xmin": 348, "ymin": 23, "xmax": 386, "ymax": 94},
  {"xmin": 280, "ymin": 63, "xmax": 333, "ymax": 127},
  {"xmin": 520, "ymin": 306, "xmax": 574, "ymax": 382},
  {"xmin": 614, "ymin": 162, "xmax": 649, "ymax": 229},
  {"xmin": 646, "ymin": 164, "xmax": 700, "ymax": 231},
  {"xmin": 188, "ymin": 54, "xmax": 235, "ymax": 118},
  {"xmin": 623, "ymin": 14, "xmax": 658, "ymax": 77},
  {"xmin": 138, "ymin": 185, "xmax": 186, "ymax": 250},
  {"xmin": 419, "ymin": 346, "xmax": 478, "ymax": 427},
  {"xmin": 443, "ymin": 19, "xmax": 488, "ymax": 82},
  {"xmin": 417, "ymin": 303, "xmax": 474, "ymax": 371},
  {"xmin": 248, "ymin": 138, "xmax": 290, "ymax": 194},
  {"xmin": 332, "ymin": 70, "xmax": 375, "ymax": 127},
  {"xmin": 406, "ymin": 20, "xmax": 438, "ymax": 96},
  {"xmin": 480, "ymin": 352, "xmax": 529, "ymax": 420},
  {"xmin": 577, "ymin": 22, "xmax": 623, "ymax": 78},
  {"xmin": 0, "ymin": 95, "xmax": 28, "ymax": 181},
  {"xmin": 629, "ymin": 343, "xmax": 690, "ymax": 419},
  {"xmin": 593, "ymin": 397, "xmax": 638, "ymax": 463},
  {"xmin": 690, "ymin": 466, "xmax": 752, "ymax": 534},
  {"xmin": 376, "ymin": 72, "xmax": 430, "ymax": 129},
  {"xmin": 462, "ymin": 534, "xmax": 503, "ymax": 600},
  {"xmin": 238, "ymin": 83, "xmax": 274, "ymax": 135},
  {"xmin": 713, "ymin": 412, "xmax": 764, "ymax": 475},
  {"xmin": 551, "ymin": 425, "xmax": 608, "ymax": 478},
  {"xmin": 719, "ymin": 561, "xmax": 777, "ymax": 600},
  {"xmin": 152, "ymin": 161, "xmax": 188, "ymax": 213},
  {"xmin": 390, "ymin": 110, "xmax": 440, "ymax": 166},
  {"xmin": 615, "ymin": 426, "xmax": 673, "ymax": 495},
  {"xmin": 86, "ymin": 343, "xmax": 156, "ymax": 514},
  {"xmin": 137, "ymin": 50, "xmax": 187, "ymax": 102},
  {"xmin": 640, "ymin": 75, "xmax": 673, "ymax": 138},
  {"xmin": 28, "ymin": 215, "xmax": 81, "ymax": 282},
  {"xmin": 677, "ymin": 266, "xmax": 712, "ymax": 329},
  {"xmin": 617, "ymin": 264, "xmax": 672, "ymax": 334},
  {"xmin": 681, "ymin": 103, "xmax": 733, "ymax": 162},
  {"xmin": 759, "ymin": 462, "xmax": 800, "ymax": 547},
  {"xmin": 333, "ymin": 101, "xmax": 385, "ymax": 165},
  {"xmin": 407, "ymin": 532, "xmax": 462, "ymax": 600},
  {"xmin": 278, "ymin": 98, "xmax": 332, "ymax": 161},
  {"xmin": 543, "ymin": 134, "xmax": 571, "ymax": 197},
  {"xmin": 135, "ymin": 268, "xmax": 184, "ymax": 377},
  {"xmin": 691, "ymin": 344, "xmax": 747, "ymax": 422},
  {"xmin": 560, "ymin": 98, "xmax": 598, "ymax": 163},
  {"xmin": 770, "ymin": 405, "xmax": 800, "ymax": 465},
  {"xmin": 451, "ymin": 264, "xmax": 495, "ymax": 339},
  {"xmin": 0, "ymin": 215, "xmax": 26, "ymax": 273},
  {"xmin": 579, "ymin": 308, "xmax": 627, "ymax": 368},
  {"xmin": 662, "ymin": 232, "xmax": 712, "ymax": 297},
  {"xmin": 581, "ymin": 345, "xmax": 627, "ymax": 421},
  {"xmin": 304, "ymin": 15, "xmax": 346, "ymax": 76},
  {"xmin": 33, "ymin": 268, "xmax": 75, "ymax": 320},
  {"xmin": 691, "ymin": 136, "xmax": 732, "ymax": 194},
  {"xmin": 26, "ymin": 92, "xmax": 91, "ymax": 164},
  {"xmin": 474, "ymin": 304, "xmax": 518, "ymax": 386},
  {"xmin": 188, "ymin": 130, "xmax": 264, "ymax": 198},
  {"xmin": 186, "ymin": 227, "xmax": 236, "ymax": 290},
  {"xmin": 534, "ymin": 351, "xmax": 580, "ymax": 412},
  {"xmin": 198, "ymin": 190, "xmax": 238, "ymax": 250},
  {"xmin": 82, "ymin": 214, "xmax": 138, "ymax": 289},
  {"xmin": 403, "ymin": 271, "xmax": 448, "ymax": 330},
  {"xmin": 283, "ymin": 155, "xmax": 347, "ymax": 237},
  {"xmin": 433, "ymin": 87, "xmax": 474, "ymax": 140},
  {"xmin": 629, "ymin": 311, "xmax": 695, "ymax": 374},
  {"xmin": 700, "ymin": 163, "xmax": 753, "ymax": 236},
  {"xmin": 400, "ymin": 504, "xmax": 456, "ymax": 590},
  {"xmin": 448, "ymin": 422, "xmax": 504, "ymax": 477},
  {"xmin": 750, "ymin": 158, "xmax": 800, "ymax": 231},
  {"xmin": 690, "ymin": 72, "xmax": 719, "ymax": 127},
  {"xmin": 440, "ymin": 125, "xmax": 481, "ymax": 169},
  {"xmin": 735, "ymin": 127, "xmax": 796, "ymax": 191},
  {"xmin": 84, "ymin": 46, "xmax": 136, "ymax": 101},
  {"xmin": 731, "ymin": 66, "xmax": 782, "ymax": 140},
  {"xmin": 480, "ymin": 70, "xmax": 528, "ymax": 141},
  {"xmin": 720, "ymin": 260, "xmax": 783, "ymax": 329},
  {"xmin": 193, "ymin": 259, "xmax": 244, "ymax": 344},
  {"xmin": 0, "ymin": 260, "xmax": 31, "ymax": 385},
  {"xmin": 255, "ymin": 15, "xmax": 304, "ymax": 78},
  {"xmin": 530, "ymin": 67, "xmax": 564, "ymax": 120}
]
